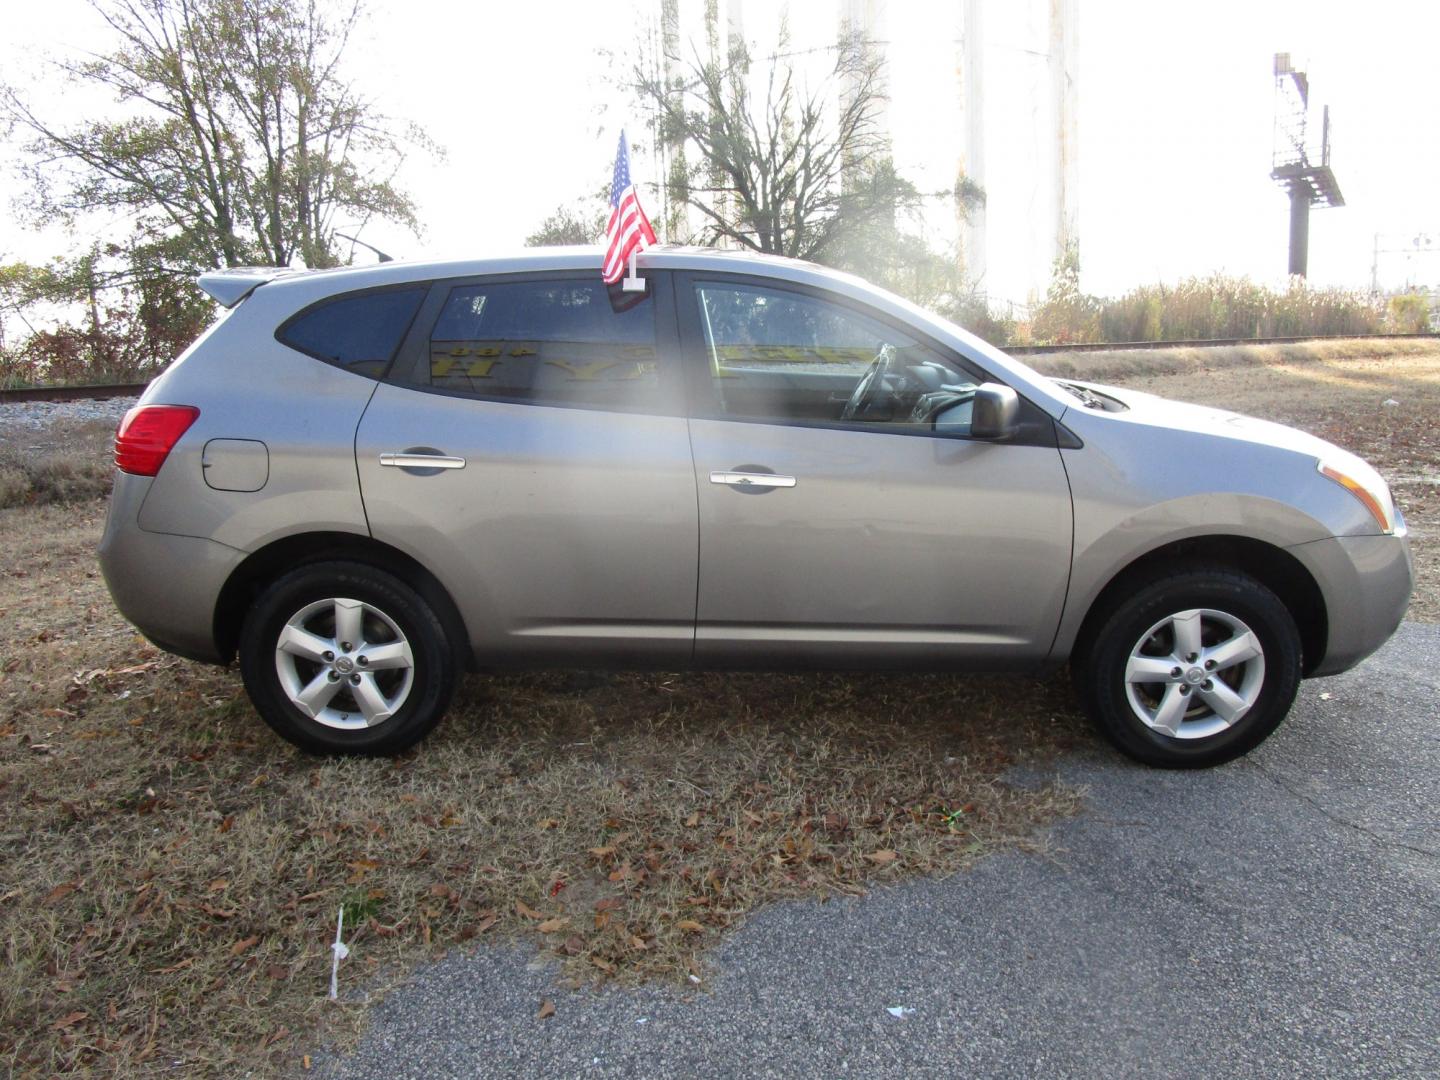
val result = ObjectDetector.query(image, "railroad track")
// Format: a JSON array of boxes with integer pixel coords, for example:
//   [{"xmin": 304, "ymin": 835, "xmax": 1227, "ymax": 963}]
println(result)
[
  {"xmin": 0, "ymin": 381, "xmax": 150, "ymax": 404},
  {"xmin": 3, "ymin": 332, "xmax": 1435, "ymax": 403},
  {"xmin": 1004, "ymin": 331, "xmax": 1439, "ymax": 355}
]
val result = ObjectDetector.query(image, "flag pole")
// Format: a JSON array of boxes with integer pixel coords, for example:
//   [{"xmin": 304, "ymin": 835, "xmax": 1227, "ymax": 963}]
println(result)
[{"xmin": 621, "ymin": 247, "xmax": 645, "ymax": 292}]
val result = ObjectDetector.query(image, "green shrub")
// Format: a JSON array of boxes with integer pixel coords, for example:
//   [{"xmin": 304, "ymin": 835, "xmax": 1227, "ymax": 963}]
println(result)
[{"xmin": 1387, "ymin": 293, "xmax": 1432, "ymax": 334}]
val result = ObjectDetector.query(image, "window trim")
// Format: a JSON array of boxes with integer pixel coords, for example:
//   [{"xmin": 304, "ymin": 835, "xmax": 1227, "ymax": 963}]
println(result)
[
  {"xmin": 673, "ymin": 271, "xmax": 1057, "ymax": 447},
  {"xmin": 273, "ymin": 283, "xmax": 429, "ymax": 380},
  {"xmin": 385, "ymin": 268, "xmax": 686, "ymax": 418}
]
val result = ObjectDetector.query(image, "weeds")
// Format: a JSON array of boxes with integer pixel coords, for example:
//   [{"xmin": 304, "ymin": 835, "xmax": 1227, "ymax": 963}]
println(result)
[
  {"xmin": 0, "ymin": 419, "xmax": 115, "ymax": 509},
  {"xmin": 1017, "ymin": 267, "xmax": 1396, "ymax": 346}
]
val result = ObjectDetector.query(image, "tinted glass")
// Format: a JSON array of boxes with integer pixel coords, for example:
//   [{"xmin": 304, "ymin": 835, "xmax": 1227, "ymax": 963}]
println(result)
[
  {"xmin": 280, "ymin": 288, "xmax": 426, "ymax": 377},
  {"xmin": 429, "ymin": 279, "xmax": 660, "ymax": 410},
  {"xmin": 695, "ymin": 283, "xmax": 979, "ymax": 431}
]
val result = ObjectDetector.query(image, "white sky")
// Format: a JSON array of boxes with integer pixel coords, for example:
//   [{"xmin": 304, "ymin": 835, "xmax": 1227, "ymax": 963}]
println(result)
[{"xmin": 3, "ymin": 0, "xmax": 1439, "ymax": 309}]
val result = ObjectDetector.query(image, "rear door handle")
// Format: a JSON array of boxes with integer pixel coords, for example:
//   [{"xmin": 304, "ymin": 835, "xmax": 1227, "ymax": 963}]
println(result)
[
  {"xmin": 379, "ymin": 452, "xmax": 466, "ymax": 470},
  {"xmin": 709, "ymin": 470, "xmax": 796, "ymax": 489}
]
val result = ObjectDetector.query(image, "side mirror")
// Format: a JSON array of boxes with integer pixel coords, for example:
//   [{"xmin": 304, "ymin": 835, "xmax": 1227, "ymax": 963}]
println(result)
[{"xmin": 970, "ymin": 383, "xmax": 1020, "ymax": 440}]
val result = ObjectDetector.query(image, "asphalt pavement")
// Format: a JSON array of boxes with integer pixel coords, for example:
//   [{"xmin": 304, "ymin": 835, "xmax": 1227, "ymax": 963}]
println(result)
[{"xmin": 317, "ymin": 623, "xmax": 1439, "ymax": 1079}]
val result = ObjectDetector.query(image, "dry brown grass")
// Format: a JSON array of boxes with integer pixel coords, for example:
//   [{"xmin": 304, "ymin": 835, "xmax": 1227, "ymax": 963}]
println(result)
[
  {"xmin": 2, "ymin": 338, "xmax": 1436, "ymax": 1075},
  {"xmin": 0, "ymin": 502, "xmax": 1085, "ymax": 1076},
  {"xmin": 0, "ymin": 419, "xmax": 115, "ymax": 510}
]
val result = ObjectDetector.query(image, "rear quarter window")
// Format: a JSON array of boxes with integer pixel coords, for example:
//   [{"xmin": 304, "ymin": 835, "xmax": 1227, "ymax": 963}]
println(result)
[{"xmin": 277, "ymin": 287, "xmax": 426, "ymax": 377}]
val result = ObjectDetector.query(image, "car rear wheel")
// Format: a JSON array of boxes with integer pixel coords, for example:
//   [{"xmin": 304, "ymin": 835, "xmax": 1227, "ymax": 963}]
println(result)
[
  {"xmin": 1078, "ymin": 567, "xmax": 1302, "ymax": 768},
  {"xmin": 239, "ymin": 561, "xmax": 458, "ymax": 755}
]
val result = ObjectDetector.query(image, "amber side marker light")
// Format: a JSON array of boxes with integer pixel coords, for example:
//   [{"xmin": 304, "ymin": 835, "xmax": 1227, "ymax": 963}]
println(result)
[
  {"xmin": 1318, "ymin": 462, "xmax": 1395, "ymax": 534},
  {"xmin": 114, "ymin": 405, "xmax": 200, "ymax": 476}
]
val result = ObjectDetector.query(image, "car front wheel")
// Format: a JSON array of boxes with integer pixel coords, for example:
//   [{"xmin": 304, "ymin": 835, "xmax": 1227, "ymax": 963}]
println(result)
[
  {"xmin": 238, "ymin": 561, "xmax": 459, "ymax": 755},
  {"xmin": 1078, "ymin": 567, "xmax": 1302, "ymax": 768}
]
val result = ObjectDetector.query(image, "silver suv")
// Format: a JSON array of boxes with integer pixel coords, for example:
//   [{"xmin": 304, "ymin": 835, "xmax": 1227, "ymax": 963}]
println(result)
[{"xmin": 98, "ymin": 249, "xmax": 1412, "ymax": 767}]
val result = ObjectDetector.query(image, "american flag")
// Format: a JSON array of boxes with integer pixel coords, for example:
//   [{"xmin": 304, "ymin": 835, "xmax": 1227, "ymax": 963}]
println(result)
[{"xmin": 602, "ymin": 131, "xmax": 657, "ymax": 284}]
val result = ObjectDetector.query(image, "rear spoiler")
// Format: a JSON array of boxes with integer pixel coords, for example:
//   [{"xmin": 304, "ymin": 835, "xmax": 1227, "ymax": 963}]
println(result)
[{"xmin": 197, "ymin": 267, "xmax": 305, "ymax": 308}]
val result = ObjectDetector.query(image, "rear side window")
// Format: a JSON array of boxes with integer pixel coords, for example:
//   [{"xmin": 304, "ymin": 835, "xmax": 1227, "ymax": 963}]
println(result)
[
  {"xmin": 279, "ymin": 287, "xmax": 426, "ymax": 377},
  {"xmin": 427, "ymin": 279, "xmax": 661, "ymax": 411}
]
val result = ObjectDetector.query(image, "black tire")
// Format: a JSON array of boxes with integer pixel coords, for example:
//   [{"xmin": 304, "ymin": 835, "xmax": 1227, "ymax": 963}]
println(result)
[
  {"xmin": 238, "ymin": 561, "xmax": 459, "ymax": 755},
  {"xmin": 1076, "ymin": 566, "xmax": 1302, "ymax": 768}
]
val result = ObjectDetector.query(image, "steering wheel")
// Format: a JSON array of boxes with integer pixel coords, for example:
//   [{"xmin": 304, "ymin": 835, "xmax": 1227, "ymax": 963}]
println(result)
[{"xmin": 840, "ymin": 344, "xmax": 896, "ymax": 421}]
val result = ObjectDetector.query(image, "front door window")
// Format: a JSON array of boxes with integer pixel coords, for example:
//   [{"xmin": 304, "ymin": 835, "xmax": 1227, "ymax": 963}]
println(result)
[{"xmin": 694, "ymin": 283, "xmax": 983, "ymax": 435}]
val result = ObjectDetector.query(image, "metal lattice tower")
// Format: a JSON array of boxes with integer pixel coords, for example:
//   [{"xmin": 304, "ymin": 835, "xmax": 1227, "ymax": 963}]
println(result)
[{"xmin": 1271, "ymin": 53, "xmax": 1344, "ymax": 278}]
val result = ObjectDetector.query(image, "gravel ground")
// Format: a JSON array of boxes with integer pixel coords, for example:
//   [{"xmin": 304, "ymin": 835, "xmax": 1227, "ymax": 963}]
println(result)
[{"xmin": 0, "ymin": 396, "xmax": 138, "ymax": 435}]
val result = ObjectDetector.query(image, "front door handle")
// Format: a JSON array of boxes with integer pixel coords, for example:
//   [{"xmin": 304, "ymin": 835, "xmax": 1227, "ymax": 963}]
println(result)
[
  {"xmin": 379, "ymin": 452, "xmax": 466, "ymax": 470},
  {"xmin": 709, "ymin": 470, "xmax": 796, "ymax": 489}
]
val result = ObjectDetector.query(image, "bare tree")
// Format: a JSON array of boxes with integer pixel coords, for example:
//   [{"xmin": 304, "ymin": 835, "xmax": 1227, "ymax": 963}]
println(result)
[{"xmin": 634, "ymin": 26, "xmax": 921, "ymax": 263}]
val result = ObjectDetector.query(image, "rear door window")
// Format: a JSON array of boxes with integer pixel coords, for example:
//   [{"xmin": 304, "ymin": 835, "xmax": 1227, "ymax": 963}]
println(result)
[{"xmin": 424, "ymin": 278, "xmax": 665, "ymax": 412}]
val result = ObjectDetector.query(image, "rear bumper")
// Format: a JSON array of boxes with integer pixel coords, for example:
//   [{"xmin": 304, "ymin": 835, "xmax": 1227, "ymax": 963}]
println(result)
[
  {"xmin": 1290, "ymin": 529, "xmax": 1413, "ymax": 676},
  {"xmin": 97, "ymin": 473, "xmax": 244, "ymax": 664}
]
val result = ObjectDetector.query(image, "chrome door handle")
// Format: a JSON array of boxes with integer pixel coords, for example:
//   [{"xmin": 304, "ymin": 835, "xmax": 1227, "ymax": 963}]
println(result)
[
  {"xmin": 379, "ymin": 452, "xmax": 466, "ymax": 470},
  {"xmin": 709, "ymin": 470, "xmax": 796, "ymax": 489}
]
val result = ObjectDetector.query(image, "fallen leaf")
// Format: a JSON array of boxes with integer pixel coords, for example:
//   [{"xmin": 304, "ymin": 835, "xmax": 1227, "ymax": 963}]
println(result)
[
  {"xmin": 51, "ymin": 1011, "xmax": 87, "ymax": 1031},
  {"xmin": 229, "ymin": 935, "xmax": 260, "ymax": 957},
  {"xmin": 536, "ymin": 917, "xmax": 569, "ymax": 934},
  {"xmin": 562, "ymin": 935, "xmax": 585, "ymax": 955},
  {"xmin": 594, "ymin": 897, "xmax": 623, "ymax": 912},
  {"xmin": 266, "ymin": 965, "xmax": 289, "ymax": 980},
  {"xmin": 44, "ymin": 882, "xmax": 79, "ymax": 905},
  {"xmin": 864, "ymin": 850, "xmax": 899, "ymax": 864},
  {"xmin": 152, "ymin": 958, "xmax": 194, "ymax": 975},
  {"xmin": 684, "ymin": 812, "xmax": 700, "ymax": 828},
  {"xmin": 677, "ymin": 919, "xmax": 704, "ymax": 933},
  {"xmin": 537, "ymin": 999, "xmax": 556, "ymax": 1020},
  {"xmin": 536, "ymin": 818, "xmax": 561, "ymax": 830},
  {"xmin": 217, "ymin": 815, "xmax": 235, "ymax": 833},
  {"xmin": 515, "ymin": 900, "xmax": 545, "ymax": 920},
  {"xmin": 588, "ymin": 845, "xmax": 616, "ymax": 858},
  {"xmin": 208, "ymin": 878, "xmax": 229, "ymax": 892}
]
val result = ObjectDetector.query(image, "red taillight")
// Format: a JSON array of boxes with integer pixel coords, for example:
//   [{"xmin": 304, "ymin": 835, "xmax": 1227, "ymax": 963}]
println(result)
[{"xmin": 114, "ymin": 405, "xmax": 200, "ymax": 476}]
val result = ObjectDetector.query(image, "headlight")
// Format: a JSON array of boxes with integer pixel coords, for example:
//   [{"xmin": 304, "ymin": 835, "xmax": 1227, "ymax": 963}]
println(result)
[{"xmin": 1317, "ymin": 457, "xmax": 1397, "ymax": 534}]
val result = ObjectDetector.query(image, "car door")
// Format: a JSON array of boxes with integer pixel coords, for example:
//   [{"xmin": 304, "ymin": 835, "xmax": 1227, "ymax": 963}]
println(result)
[
  {"xmin": 678, "ymin": 274, "xmax": 1074, "ymax": 668},
  {"xmin": 355, "ymin": 270, "xmax": 698, "ymax": 665}
]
